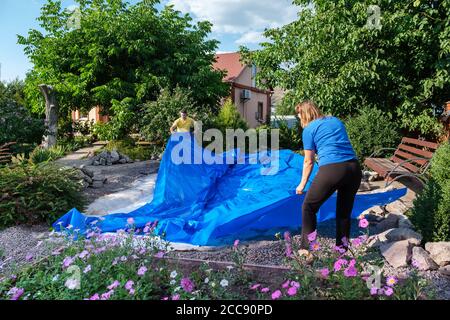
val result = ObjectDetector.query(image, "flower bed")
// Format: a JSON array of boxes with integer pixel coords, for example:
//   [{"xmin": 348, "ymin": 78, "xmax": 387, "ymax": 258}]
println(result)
[{"xmin": 0, "ymin": 218, "xmax": 431, "ymax": 300}]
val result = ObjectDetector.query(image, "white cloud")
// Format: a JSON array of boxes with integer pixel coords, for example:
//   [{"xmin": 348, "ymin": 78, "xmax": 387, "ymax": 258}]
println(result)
[
  {"xmin": 235, "ymin": 31, "xmax": 266, "ymax": 44},
  {"xmin": 167, "ymin": 0, "xmax": 300, "ymax": 45}
]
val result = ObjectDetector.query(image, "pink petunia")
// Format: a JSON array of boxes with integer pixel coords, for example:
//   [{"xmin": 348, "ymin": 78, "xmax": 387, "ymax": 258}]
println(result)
[
  {"xmin": 384, "ymin": 287, "xmax": 394, "ymax": 296},
  {"xmin": 261, "ymin": 287, "xmax": 270, "ymax": 293},
  {"xmin": 282, "ymin": 280, "xmax": 290, "ymax": 289},
  {"xmin": 233, "ymin": 239, "xmax": 240, "ymax": 248},
  {"xmin": 172, "ymin": 294, "xmax": 180, "ymax": 300},
  {"xmin": 181, "ymin": 278, "xmax": 195, "ymax": 293},
  {"xmin": 250, "ymin": 284, "xmax": 261, "ymax": 290},
  {"xmin": 127, "ymin": 217, "xmax": 135, "ymax": 225},
  {"xmin": 154, "ymin": 251, "xmax": 165, "ymax": 258},
  {"xmin": 129, "ymin": 288, "xmax": 135, "ymax": 295},
  {"xmin": 8, "ymin": 287, "xmax": 24, "ymax": 300},
  {"xmin": 370, "ymin": 287, "xmax": 378, "ymax": 295},
  {"xmin": 319, "ymin": 268, "xmax": 330, "ymax": 278},
  {"xmin": 290, "ymin": 281, "xmax": 300, "ymax": 288},
  {"xmin": 101, "ymin": 290, "xmax": 114, "ymax": 300},
  {"xmin": 351, "ymin": 238, "xmax": 362, "ymax": 248},
  {"xmin": 343, "ymin": 265, "xmax": 357, "ymax": 277},
  {"xmin": 333, "ymin": 258, "xmax": 348, "ymax": 272},
  {"xmin": 271, "ymin": 290, "xmax": 282, "ymax": 300},
  {"xmin": 358, "ymin": 218, "xmax": 369, "ymax": 228},
  {"xmin": 307, "ymin": 230, "xmax": 317, "ymax": 242},
  {"xmin": 137, "ymin": 266, "xmax": 148, "ymax": 276},
  {"xmin": 62, "ymin": 256, "xmax": 74, "ymax": 269},
  {"xmin": 287, "ymin": 286, "xmax": 298, "ymax": 296},
  {"xmin": 125, "ymin": 280, "xmax": 134, "ymax": 290},
  {"xmin": 89, "ymin": 293, "xmax": 100, "ymax": 300},
  {"xmin": 107, "ymin": 280, "xmax": 120, "ymax": 290},
  {"xmin": 283, "ymin": 231, "xmax": 291, "ymax": 242}
]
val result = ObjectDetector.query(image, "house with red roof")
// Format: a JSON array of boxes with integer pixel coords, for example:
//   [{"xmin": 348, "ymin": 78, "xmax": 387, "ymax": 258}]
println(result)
[{"xmin": 72, "ymin": 52, "xmax": 271, "ymax": 128}]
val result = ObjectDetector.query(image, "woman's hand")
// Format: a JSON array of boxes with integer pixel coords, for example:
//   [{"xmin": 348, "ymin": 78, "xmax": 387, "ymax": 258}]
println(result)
[{"xmin": 296, "ymin": 184, "xmax": 305, "ymax": 195}]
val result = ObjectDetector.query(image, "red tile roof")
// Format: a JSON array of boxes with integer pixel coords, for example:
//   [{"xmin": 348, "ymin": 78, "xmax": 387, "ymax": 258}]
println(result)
[{"xmin": 213, "ymin": 52, "xmax": 246, "ymax": 82}]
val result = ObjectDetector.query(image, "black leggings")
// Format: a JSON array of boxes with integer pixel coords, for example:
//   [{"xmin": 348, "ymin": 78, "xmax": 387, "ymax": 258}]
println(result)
[{"xmin": 300, "ymin": 160, "xmax": 362, "ymax": 248}]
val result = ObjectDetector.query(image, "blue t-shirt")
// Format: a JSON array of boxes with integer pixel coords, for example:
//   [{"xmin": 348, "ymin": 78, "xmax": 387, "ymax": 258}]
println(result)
[{"xmin": 302, "ymin": 116, "xmax": 357, "ymax": 167}]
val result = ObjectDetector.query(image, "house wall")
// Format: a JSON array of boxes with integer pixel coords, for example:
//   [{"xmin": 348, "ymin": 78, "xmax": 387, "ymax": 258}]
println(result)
[
  {"xmin": 231, "ymin": 67, "xmax": 271, "ymax": 128},
  {"xmin": 71, "ymin": 106, "xmax": 109, "ymax": 123}
]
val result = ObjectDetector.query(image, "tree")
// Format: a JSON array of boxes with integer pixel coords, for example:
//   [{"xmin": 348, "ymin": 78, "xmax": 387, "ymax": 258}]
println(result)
[
  {"xmin": 241, "ymin": 0, "xmax": 449, "ymax": 138},
  {"xmin": 19, "ymin": 0, "xmax": 229, "ymax": 117}
]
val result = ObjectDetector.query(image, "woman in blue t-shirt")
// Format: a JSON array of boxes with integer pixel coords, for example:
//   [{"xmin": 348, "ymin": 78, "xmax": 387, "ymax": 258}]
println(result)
[{"xmin": 295, "ymin": 100, "xmax": 362, "ymax": 250}]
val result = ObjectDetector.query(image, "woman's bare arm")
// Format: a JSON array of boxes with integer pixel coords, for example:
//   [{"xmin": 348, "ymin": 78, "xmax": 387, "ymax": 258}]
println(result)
[{"xmin": 296, "ymin": 149, "xmax": 316, "ymax": 194}]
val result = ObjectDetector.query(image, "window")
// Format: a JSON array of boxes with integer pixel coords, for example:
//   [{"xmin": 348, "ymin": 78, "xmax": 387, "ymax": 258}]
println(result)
[
  {"xmin": 257, "ymin": 102, "xmax": 264, "ymax": 121},
  {"xmin": 251, "ymin": 64, "xmax": 257, "ymax": 87}
]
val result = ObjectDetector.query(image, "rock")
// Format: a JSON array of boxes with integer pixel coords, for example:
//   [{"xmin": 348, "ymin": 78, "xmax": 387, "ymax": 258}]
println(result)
[
  {"xmin": 83, "ymin": 175, "xmax": 93, "ymax": 185},
  {"xmin": 385, "ymin": 228, "xmax": 422, "ymax": 246},
  {"xmin": 385, "ymin": 200, "xmax": 409, "ymax": 215},
  {"xmin": 106, "ymin": 160, "xmax": 112, "ymax": 166},
  {"xmin": 93, "ymin": 160, "xmax": 100, "ymax": 166},
  {"xmin": 397, "ymin": 214, "xmax": 414, "ymax": 229},
  {"xmin": 92, "ymin": 176, "xmax": 107, "ymax": 184},
  {"xmin": 80, "ymin": 165, "xmax": 94, "ymax": 178},
  {"xmin": 439, "ymin": 265, "xmax": 450, "ymax": 276},
  {"xmin": 358, "ymin": 182, "xmax": 371, "ymax": 192},
  {"xmin": 119, "ymin": 158, "xmax": 127, "ymax": 164},
  {"xmin": 365, "ymin": 213, "xmax": 384, "ymax": 223},
  {"xmin": 373, "ymin": 214, "xmax": 399, "ymax": 233},
  {"xmin": 425, "ymin": 242, "xmax": 450, "ymax": 267},
  {"xmin": 370, "ymin": 205, "xmax": 385, "ymax": 216},
  {"xmin": 380, "ymin": 240, "xmax": 412, "ymax": 268},
  {"xmin": 81, "ymin": 180, "xmax": 90, "ymax": 189},
  {"xmin": 91, "ymin": 181, "xmax": 104, "ymax": 189},
  {"xmin": 366, "ymin": 228, "xmax": 395, "ymax": 248},
  {"xmin": 100, "ymin": 158, "xmax": 106, "ymax": 166},
  {"xmin": 412, "ymin": 247, "xmax": 439, "ymax": 271},
  {"xmin": 110, "ymin": 150, "xmax": 120, "ymax": 164},
  {"xmin": 98, "ymin": 151, "xmax": 108, "ymax": 159}
]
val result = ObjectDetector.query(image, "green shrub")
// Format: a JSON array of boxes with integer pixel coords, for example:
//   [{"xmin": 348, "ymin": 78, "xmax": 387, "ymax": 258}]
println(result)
[
  {"xmin": 409, "ymin": 142, "xmax": 450, "ymax": 242},
  {"xmin": 28, "ymin": 145, "xmax": 67, "ymax": 164},
  {"xmin": 100, "ymin": 139, "xmax": 163, "ymax": 161},
  {"xmin": 345, "ymin": 108, "xmax": 400, "ymax": 161},
  {"xmin": 256, "ymin": 118, "xmax": 302, "ymax": 151},
  {"xmin": 92, "ymin": 122, "xmax": 115, "ymax": 141},
  {"xmin": 213, "ymin": 98, "xmax": 248, "ymax": 133},
  {"xmin": 0, "ymin": 163, "xmax": 86, "ymax": 228}
]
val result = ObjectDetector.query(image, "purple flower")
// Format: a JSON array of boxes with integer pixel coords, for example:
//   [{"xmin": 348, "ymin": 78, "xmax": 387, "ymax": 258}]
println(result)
[
  {"xmin": 307, "ymin": 230, "xmax": 317, "ymax": 242},
  {"xmin": 411, "ymin": 259, "xmax": 420, "ymax": 269},
  {"xmin": 343, "ymin": 265, "xmax": 357, "ymax": 277},
  {"xmin": 310, "ymin": 241, "xmax": 320, "ymax": 251},
  {"xmin": 282, "ymin": 280, "xmax": 290, "ymax": 289},
  {"xmin": 283, "ymin": 231, "xmax": 291, "ymax": 242},
  {"xmin": 128, "ymin": 288, "xmax": 135, "ymax": 295},
  {"xmin": 233, "ymin": 239, "xmax": 240, "ymax": 248},
  {"xmin": 8, "ymin": 287, "xmax": 24, "ymax": 300},
  {"xmin": 101, "ymin": 290, "xmax": 114, "ymax": 300},
  {"xmin": 172, "ymin": 294, "xmax": 180, "ymax": 300},
  {"xmin": 370, "ymin": 287, "xmax": 378, "ymax": 295},
  {"xmin": 79, "ymin": 250, "xmax": 89, "ymax": 259},
  {"xmin": 83, "ymin": 265, "xmax": 92, "ymax": 273},
  {"xmin": 62, "ymin": 256, "xmax": 74, "ymax": 269},
  {"xmin": 127, "ymin": 217, "xmax": 135, "ymax": 226},
  {"xmin": 143, "ymin": 226, "xmax": 151, "ymax": 233},
  {"xmin": 25, "ymin": 253, "xmax": 34, "ymax": 262},
  {"xmin": 351, "ymin": 237, "xmax": 362, "ymax": 248},
  {"xmin": 319, "ymin": 268, "xmax": 330, "ymax": 278},
  {"xmin": 137, "ymin": 266, "xmax": 148, "ymax": 276},
  {"xmin": 334, "ymin": 258, "xmax": 348, "ymax": 272},
  {"xmin": 154, "ymin": 251, "xmax": 165, "ymax": 258},
  {"xmin": 250, "ymin": 284, "xmax": 261, "ymax": 290},
  {"xmin": 125, "ymin": 280, "xmax": 134, "ymax": 290},
  {"xmin": 384, "ymin": 287, "xmax": 394, "ymax": 296},
  {"xmin": 285, "ymin": 243, "xmax": 293, "ymax": 258},
  {"xmin": 107, "ymin": 280, "xmax": 120, "ymax": 290},
  {"xmin": 287, "ymin": 286, "xmax": 298, "ymax": 296},
  {"xmin": 386, "ymin": 276, "xmax": 398, "ymax": 287},
  {"xmin": 261, "ymin": 287, "xmax": 270, "ymax": 293},
  {"xmin": 358, "ymin": 218, "xmax": 369, "ymax": 228},
  {"xmin": 271, "ymin": 290, "xmax": 282, "ymax": 300},
  {"xmin": 290, "ymin": 281, "xmax": 300, "ymax": 288},
  {"xmin": 181, "ymin": 278, "xmax": 195, "ymax": 293},
  {"xmin": 89, "ymin": 293, "xmax": 100, "ymax": 300},
  {"xmin": 341, "ymin": 237, "xmax": 349, "ymax": 247},
  {"xmin": 334, "ymin": 245, "xmax": 346, "ymax": 254}
]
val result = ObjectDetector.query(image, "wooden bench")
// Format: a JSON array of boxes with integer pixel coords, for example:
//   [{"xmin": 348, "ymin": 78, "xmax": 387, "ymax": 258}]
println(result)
[
  {"xmin": 0, "ymin": 142, "xmax": 16, "ymax": 165},
  {"xmin": 364, "ymin": 137, "xmax": 439, "ymax": 187}
]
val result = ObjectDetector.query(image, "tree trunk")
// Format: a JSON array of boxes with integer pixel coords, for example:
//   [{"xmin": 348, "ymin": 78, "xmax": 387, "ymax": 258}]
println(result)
[{"xmin": 39, "ymin": 84, "xmax": 58, "ymax": 148}]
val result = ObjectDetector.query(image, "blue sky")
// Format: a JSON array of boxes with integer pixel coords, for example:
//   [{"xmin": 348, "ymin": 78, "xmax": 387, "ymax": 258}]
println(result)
[{"xmin": 0, "ymin": 0, "xmax": 300, "ymax": 81}]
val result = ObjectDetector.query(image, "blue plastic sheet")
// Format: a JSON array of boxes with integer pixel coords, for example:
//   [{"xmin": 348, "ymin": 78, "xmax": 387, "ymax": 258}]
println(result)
[{"xmin": 53, "ymin": 133, "xmax": 407, "ymax": 245}]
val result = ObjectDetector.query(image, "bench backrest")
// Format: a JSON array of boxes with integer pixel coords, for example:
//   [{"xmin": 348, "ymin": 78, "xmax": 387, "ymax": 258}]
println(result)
[
  {"xmin": 391, "ymin": 137, "xmax": 439, "ymax": 173},
  {"xmin": 0, "ymin": 142, "xmax": 16, "ymax": 164}
]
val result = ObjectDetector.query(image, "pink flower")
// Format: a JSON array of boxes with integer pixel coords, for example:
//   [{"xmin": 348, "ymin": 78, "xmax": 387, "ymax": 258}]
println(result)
[
  {"xmin": 181, "ymin": 278, "xmax": 195, "ymax": 293},
  {"xmin": 271, "ymin": 290, "xmax": 282, "ymax": 300},
  {"xmin": 319, "ymin": 268, "xmax": 330, "ymax": 278},
  {"xmin": 349, "ymin": 259, "xmax": 356, "ymax": 267},
  {"xmin": 62, "ymin": 256, "xmax": 74, "ymax": 269},
  {"xmin": 370, "ymin": 287, "xmax": 378, "ymax": 295},
  {"xmin": 384, "ymin": 287, "xmax": 394, "ymax": 296},
  {"xmin": 250, "ymin": 284, "xmax": 261, "ymax": 290},
  {"xmin": 125, "ymin": 280, "xmax": 134, "ymax": 290},
  {"xmin": 282, "ymin": 280, "xmax": 290, "ymax": 289},
  {"xmin": 341, "ymin": 237, "xmax": 349, "ymax": 247},
  {"xmin": 162, "ymin": 297, "xmax": 169, "ymax": 300},
  {"xmin": 154, "ymin": 251, "xmax": 165, "ymax": 258},
  {"xmin": 83, "ymin": 265, "xmax": 92, "ymax": 273},
  {"xmin": 172, "ymin": 294, "xmax": 180, "ymax": 300},
  {"xmin": 107, "ymin": 280, "xmax": 120, "ymax": 290},
  {"xmin": 290, "ymin": 281, "xmax": 300, "ymax": 288},
  {"xmin": 79, "ymin": 250, "xmax": 89, "ymax": 259},
  {"xmin": 411, "ymin": 259, "xmax": 420, "ymax": 269},
  {"xmin": 89, "ymin": 293, "xmax": 100, "ymax": 300},
  {"xmin": 143, "ymin": 225, "xmax": 151, "ymax": 233},
  {"xmin": 137, "ymin": 266, "xmax": 148, "ymax": 276},
  {"xmin": 351, "ymin": 238, "xmax": 362, "ymax": 247},
  {"xmin": 233, "ymin": 239, "xmax": 240, "ymax": 248},
  {"xmin": 127, "ymin": 217, "xmax": 135, "ymax": 225},
  {"xmin": 358, "ymin": 218, "xmax": 369, "ymax": 228},
  {"xmin": 283, "ymin": 231, "xmax": 291, "ymax": 242},
  {"xmin": 25, "ymin": 253, "xmax": 34, "ymax": 262},
  {"xmin": 386, "ymin": 276, "xmax": 398, "ymax": 287},
  {"xmin": 310, "ymin": 241, "xmax": 320, "ymax": 251},
  {"xmin": 261, "ymin": 287, "xmax": 270, "ymax": 293},
  {"xmin": 101, "ymin": 290, "xmax": 114, "ymax": 300},
  {"xmin": 307, "ymin": 230, "xmax": 317, "ymax": 242},
  {"xmin": 334, "ymin": 245, "xmax": 346, "ymax": 254},
  {"xmin": 343, "ymin": 265, "xmax": 357, "ymax": 277},
  {"xmin": 287, "ymin": 286, "xmax": 297, "ymax": 296},
  {"xmin": 129, "ymin": 288, "xmax": 135, "ymax": 295},
  {"xmin": 8, "ymin": 287, "xmax": 24, "ymax": 300},
  {"xmin": 333, "ymin": 258, "xmax": 348, "ymax": 272},
  {"xmin": 285, "ymin": 243, "xmax": 293, "ymax": 258}
]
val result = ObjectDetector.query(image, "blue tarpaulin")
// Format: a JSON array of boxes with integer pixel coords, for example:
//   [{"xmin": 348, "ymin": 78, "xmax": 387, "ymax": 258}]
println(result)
[{"xmin": 53, "ymin": 133, "xmax": 407, "ymax": 245}]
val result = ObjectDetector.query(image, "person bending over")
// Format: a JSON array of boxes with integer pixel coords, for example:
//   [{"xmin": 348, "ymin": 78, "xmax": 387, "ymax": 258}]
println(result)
[{"xmin": 295, "ymin": 100, "xmax": 362, "ymax": 250}]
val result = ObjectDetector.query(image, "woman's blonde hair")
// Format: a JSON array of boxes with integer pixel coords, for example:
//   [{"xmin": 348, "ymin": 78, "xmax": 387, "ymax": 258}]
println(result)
[{"xmin": 295, "ymin": 100, "xmax": 324, "ymax": 128}]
